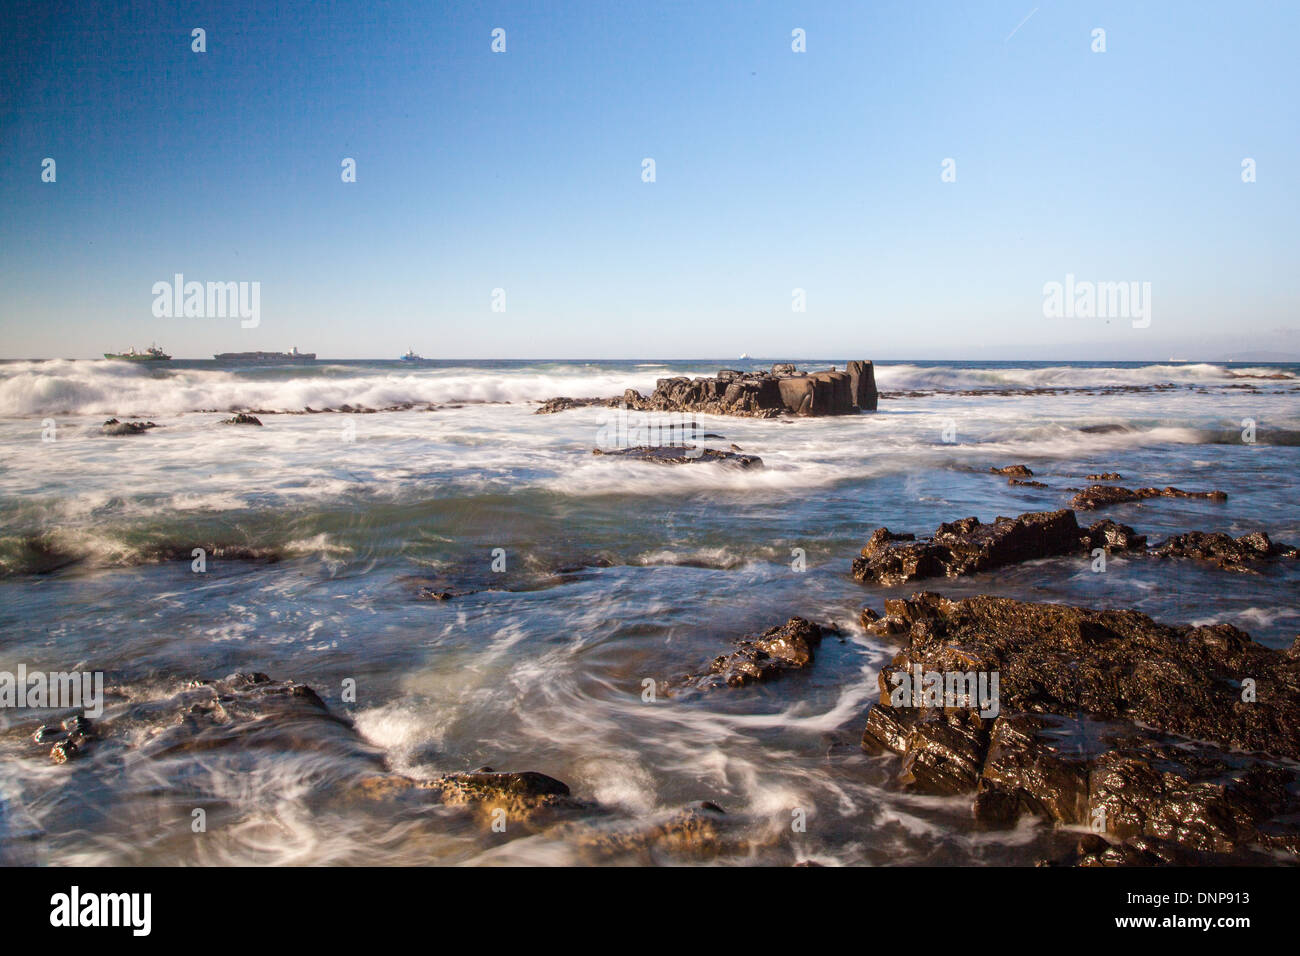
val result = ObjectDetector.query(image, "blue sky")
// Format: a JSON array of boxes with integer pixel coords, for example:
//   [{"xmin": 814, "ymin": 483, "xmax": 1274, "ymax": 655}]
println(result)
[{"xmin": 1, "ymin": 0, "xmax": 1297, "ymax": 360}]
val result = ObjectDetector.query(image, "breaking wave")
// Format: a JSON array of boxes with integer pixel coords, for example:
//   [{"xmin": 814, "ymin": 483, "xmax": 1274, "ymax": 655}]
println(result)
[{"xmin": 0, "ymin": 359, "xmax": 1293, "ymax": 418}]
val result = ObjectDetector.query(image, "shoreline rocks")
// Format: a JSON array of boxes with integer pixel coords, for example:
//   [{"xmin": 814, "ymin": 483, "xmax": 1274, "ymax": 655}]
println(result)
[
  {"xmin": 859, "ymin": 592, "xmax": 1300, "ymax": 863},
  {"xmin": 851, "ymin": 507, "xmax": 1292, "ymax": 584}
]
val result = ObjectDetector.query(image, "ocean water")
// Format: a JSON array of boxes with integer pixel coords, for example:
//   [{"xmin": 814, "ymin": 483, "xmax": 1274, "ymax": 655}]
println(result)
[{"xmin": 0, "ymin": 357, "xmax": 1297, "ymax": 865}]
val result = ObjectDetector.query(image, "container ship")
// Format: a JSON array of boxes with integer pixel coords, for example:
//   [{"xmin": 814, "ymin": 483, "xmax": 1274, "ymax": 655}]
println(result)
[
  {"xmin": 104, "ymin": 344, "xmax": 171, "ymax": 361},
  {"xmin": 213, "ymin": 347, "xmax": 316, "ymax": 364}
]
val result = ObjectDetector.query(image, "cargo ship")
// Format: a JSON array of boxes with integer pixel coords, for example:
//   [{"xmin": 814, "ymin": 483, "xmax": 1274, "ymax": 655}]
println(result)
[
  {"xmin": 213, "ymin": 347, "xmax": 316, "ymax": 364},
  {"xmin": 104, "ymin": 344, "xmax": 171, "ymax": 361}
]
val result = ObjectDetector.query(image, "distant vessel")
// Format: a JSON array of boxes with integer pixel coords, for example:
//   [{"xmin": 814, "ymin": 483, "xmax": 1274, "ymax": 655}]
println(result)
[
  {"xmin": 105, "ymin": 343, "xmax": 170, "ymax": 361},
  {"xmin": 739, "ymin": 353, "xmax": 751, "ymax": 360},
  {"xmin": 400, "ymin": 349, "xmax": 424, "ymax": 362},
  {"xmin": 213, "ymin": 346, "xmax": 316, "ymax": 364}
]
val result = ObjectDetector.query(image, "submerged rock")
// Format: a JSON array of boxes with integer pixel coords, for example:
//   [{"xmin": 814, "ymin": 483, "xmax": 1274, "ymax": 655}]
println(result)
[
  {"xmin": 1071, "ymin": 484, "xmax": 1228, "ymax": 510},
  {"xmin": 592, "ymin": 445, "xmax": 762, "ymax": 468},
  {"xmin": 558, "ymin": 801, "xmax": 757, "ymax": 862},
  {"xmin": 101, "ymin": 418, "xmax": 159, "ymax": 435},
  {"xmin": 535, "ymin": 396, "xmax": 617, "ymax": 414},
  {"xmin": 219, "ymin": 413, "xmax": 263, "ymax": 426},
  {"xmin": 31, "ymin": 712, "xmax": 95, "ymax": 764},
  {"xmin": 674, "ymin": 617, "xmax": 830, "ymax": 689},
  {"xmin": 990, "ymin": 464, "xmax": 1033, "ymax": 477},
  {"xmin": 859, "ymin": 592, "xmax": 1300, "ymax": 863}
]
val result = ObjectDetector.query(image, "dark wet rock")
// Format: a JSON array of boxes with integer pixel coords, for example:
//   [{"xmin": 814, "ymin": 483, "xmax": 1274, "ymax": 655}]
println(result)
[
  {"xmin": 675, "ymin": 617, "xmax": 829, "ymax": 689},
  {"xmin": 1084, "ymin": 518, "xmax": 1147, "ymax": 552},
  {"xmin": 1008, "ymin": 478, "xmax": 1047, "ymax": 488},
  {"xmin": 540, "ymin": 362, "xmax": 877, "ymax": 418},
  {"xmin": 1071, "ymin": 484, "xmax": 1228, "ymax": 510},
  {"xmin": 408, "ymin": 554, "xmax": 616, "ymax": 603},
  {"xmin": 851, "ymin": 509, "xmax": 1086, "ymax": 585},
  {"xmin": 558, "ymin": 801, "xmax": 757, "ymax": 862},
  {"xmin": 535, "ymin": 396, "xmax": 618, "ymax": 414},
  {"xmin": 990, "ymin": 465, "xmax": 1033, "ymax": 477},
  {"xmin": 133, "ymin": 673, "xmax": 381, "ymax": 766},
  {"xmin": 348, "ymin": 767, "xmax": 596, "ymax": 828},
  {"xmin": 859, "ymin": 592, "xmax": 1300, "ymax": 863},
  {"xmin": 101, "ymin": 418, "xmax": 159, "ymax": 435},
  {"xmin": 423, "ymin": 769, "xmax": 590, "ymax": 820},
  {"xmin": 1085, "ymin": 472, "xmax": 1122, "ymax": 481},
  {"xmin": 1040, "ymin": 833, "xmax": 1256, "ymax": 867},
  {"xmin": 142, "ymin": 543, "xmax": 282, "ymax": 564},
  {"xmin": 0, "ymin": 535, "xmax": 82, "ymax": 576},
  {"xmin": 592, "ymin": 445, "xmax": 762, "ymax": 468},
  {"xmin": 864, "ymin": 592, "xmax": 1300, "ymax": 758},
  {"xmin": 219, "ymin": 413, "xmax": 263, "ymax": 426},
  {"xmin": 1151, "ymin": 530, "xmax": 1299, "ymax": 571},
  {"xmin": 31, "ymin": 711, "xmax": 95, "ymax": 764},
  {"xmin": 850, "ymin": 508, "xmax": 1293, "ymax": 585}
]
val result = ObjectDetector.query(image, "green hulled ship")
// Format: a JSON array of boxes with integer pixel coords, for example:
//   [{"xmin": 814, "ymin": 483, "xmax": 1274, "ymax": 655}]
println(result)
[{"xmin": 104, "ymin": 344, "xmax": 171, "ymax": 361}]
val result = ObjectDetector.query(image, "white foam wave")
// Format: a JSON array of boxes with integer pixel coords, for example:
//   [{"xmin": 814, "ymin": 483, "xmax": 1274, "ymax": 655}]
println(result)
[
  {"xmin": 874, "ymin": 362, "xmax": 1289, "ymax": 391},
  {"xmin": 2, "ymin": 359, "xmax": 1288, "ymax": 418}
]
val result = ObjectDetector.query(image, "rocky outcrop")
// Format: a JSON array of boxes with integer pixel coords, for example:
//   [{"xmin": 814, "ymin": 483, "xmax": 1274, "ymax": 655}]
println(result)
[
  {"xmin": 850, "ymin": 509, "xmax": 1128, "ymax": 585},
  {"xmin": 591, "ymin": 445, "xmax": 762, "ymax": 468},
  {"xmin": 101, "ymin": 418, "xmax": 159, "ymax": 435},
  {"xmin": 859, "ymin": 593, "xmax": 1300, "ymax": 863},
  {"xmin": 990, "ymin": 464, "xmax": 1033, "ymax": 477},
  {"xmin": 538, "ymin": 362, "xmax": 878, "ymax": 418},
  {"xmin": 1071, "ymin": 484, "xmax": 1227, "ymax": 510},
  {"xmin": 673, "ymin": 617, "xmax": 830, "ymax": 689}
]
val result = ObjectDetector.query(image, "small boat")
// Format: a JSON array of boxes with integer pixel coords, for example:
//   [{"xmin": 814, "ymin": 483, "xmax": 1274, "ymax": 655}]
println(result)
[
  {"xmin": 400, "ymin": 349, "xmax": 424, "ymax": 362},
  {"xmin": 739, "ymin": 353, "xmax": 751, "ymax": 361},
  {"xmin": 105, "ymin": 343, "xmax": 170, "ymax": 361}
]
